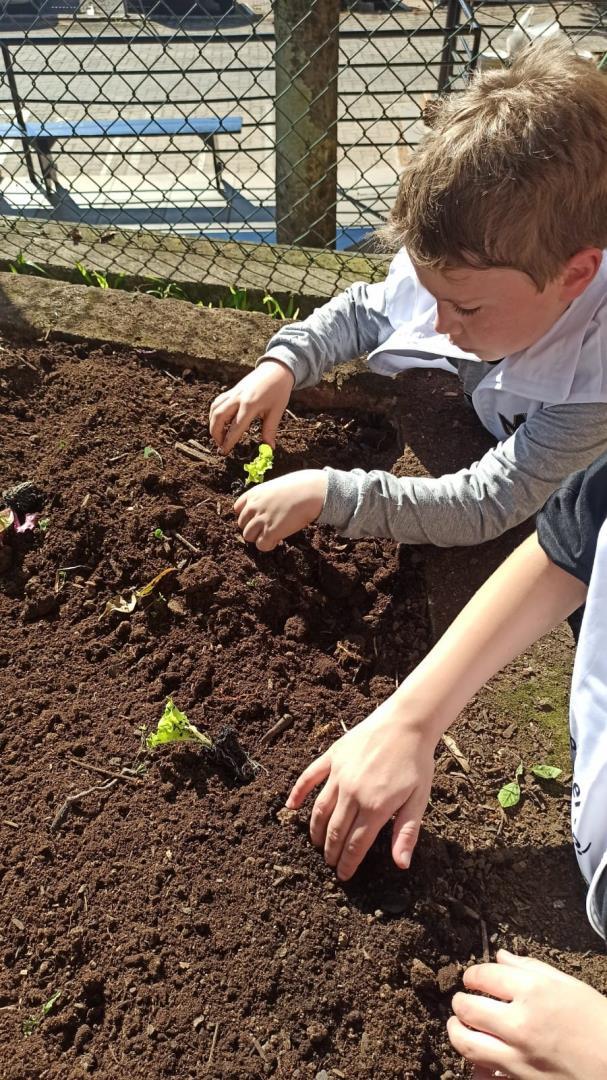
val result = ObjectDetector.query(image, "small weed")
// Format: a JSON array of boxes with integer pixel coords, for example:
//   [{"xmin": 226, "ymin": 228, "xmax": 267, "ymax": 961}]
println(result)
[
  {"xmin": 23, "ymin": 990, "xmax": 61, "ymax": 1037},
  {"xmin": 74, "ymin": 263, "xmax": 126, "ymax": 290},
  {"xmin": 152, "ymin": 527, "xmax": 166, "ymax": 541},
  {"xmin": 262, "ymin": 293, "xmax": 300, "ymax": 320},
  {"xmin": 58, "ymin": 439, "xmax": 67, "ymax": 450},
  {"xmin": 37, "ymin": 517, "xmax": 50, "ymax": 532},
  {"xmin": 145, "ymin": 279, "xmax": 187, "ymax": 301},
  {"xmin": 10, "ymin": 252, "xmax": 48, "ymax": 277},
  {"xmin": 143, "ymin": 445, "xmax": 164, "ymax": 467},
  {"xmin": 498, "ymin": 761, "xmax": 562, "ymax": 809}
]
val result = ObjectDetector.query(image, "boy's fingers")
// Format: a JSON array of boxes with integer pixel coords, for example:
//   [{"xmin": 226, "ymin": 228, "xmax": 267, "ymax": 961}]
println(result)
[
  {"xmin": 256, "ymin": 531, "xmax": 280, "ymax": 553},
  {"xmin": 463, "ymin": 963, "xmax": 519, "ymax": 1001},
  {"xmin": 391, "ymin": 785, "xmax": 428, "ymax": 869},
  {"xmin": 285, "ymin": 756, "xmax": 331, "ymax": 809},
  {"xmin": 323, "ymin": 799, "xmax": 359, "ymax": 869},
  {"xmin": 209, "ymin": 397, "xmax": 237, "ymax": 447},
  {"xmin": 309, "ymin": 784, "xmax": 339, "ymax": 848},
  {"xmin": 260, "ymin": 407, "xmax": 282, "ymax": 448},
  {"xmin": 495, "ymin": 949, "xmax": 572, "ymax": 984},
  {"xmin": 335, "ymin": 812, "xmax": 384, "ymax": 881},
  {"xmin": 220, "ymin": 403, "xmax": 254, "ymax": 455},
  {"xmin": 446, "ymin": 1015, "xmax": 513, "ymax": 1074},
  {"xmin": 452, "ymin": 991, "xmax": 511, "ymax": 1042},
  {"xmin": 241, "ymin": 519, "xmax": 264, "ymax": 544}
]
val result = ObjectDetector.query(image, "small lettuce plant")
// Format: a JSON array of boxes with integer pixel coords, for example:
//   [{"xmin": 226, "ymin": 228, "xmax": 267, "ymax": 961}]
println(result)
[
  {"xmin": 243, "ymin": 443, "xmax": 274, "ymax": 486},
  {"xmin": 146, "ymin": 699, "xmax": 214, "ymax": 750}
]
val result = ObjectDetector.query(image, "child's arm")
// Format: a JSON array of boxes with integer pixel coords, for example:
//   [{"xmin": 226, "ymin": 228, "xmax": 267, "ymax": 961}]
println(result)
[
  {"xmin": 233, "ymin": 400, "xmax": 607, "ymax": 549},
  {"xmin": 208, "ymin": 279, "xmax": 392, "ymax": 454},
  {"xmin": 287, "ymin": 533, "xmax": 588, "ymax": 881}
]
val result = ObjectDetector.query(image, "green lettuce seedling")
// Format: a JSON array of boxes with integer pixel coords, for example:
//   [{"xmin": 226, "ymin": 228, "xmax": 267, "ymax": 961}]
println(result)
[
  {"xmin": 243, "ymin": 443, "xmax": 274, "ymax": 487},
  {"xmin": 146, "ymin": 698, "xmax": 213, "ymax": 751}
]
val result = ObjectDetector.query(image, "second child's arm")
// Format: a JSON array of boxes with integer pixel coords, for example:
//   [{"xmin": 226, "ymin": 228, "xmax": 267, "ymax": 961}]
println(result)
[{"xmin": 287, "ymin": 533, "xmax": 587, "ymax": 881}]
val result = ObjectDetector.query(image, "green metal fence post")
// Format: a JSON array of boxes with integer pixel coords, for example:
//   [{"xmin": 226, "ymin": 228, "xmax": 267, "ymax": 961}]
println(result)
[{"xmin": 274, "ymin": 0, "xmax": 340, "ymax": 248}]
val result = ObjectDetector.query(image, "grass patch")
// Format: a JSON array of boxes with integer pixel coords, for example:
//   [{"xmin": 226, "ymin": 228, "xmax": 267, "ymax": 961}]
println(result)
[{"xmin": 487, "ymin": 652, "xmax": 573, "ymax": 768}]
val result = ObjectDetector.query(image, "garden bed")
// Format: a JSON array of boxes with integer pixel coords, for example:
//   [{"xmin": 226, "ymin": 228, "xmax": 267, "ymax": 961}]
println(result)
[{"xmin": 1, "ymin": 327, "xmax": 606, "ymax": 1080}]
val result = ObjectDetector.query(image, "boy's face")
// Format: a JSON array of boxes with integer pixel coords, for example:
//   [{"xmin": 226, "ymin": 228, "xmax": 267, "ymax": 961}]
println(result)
[{"xmin": 413, "ymin": 259, "xmax": 591, "ymax": 362}]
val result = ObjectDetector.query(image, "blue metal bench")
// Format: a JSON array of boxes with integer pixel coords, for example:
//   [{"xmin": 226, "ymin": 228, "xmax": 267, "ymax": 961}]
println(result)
[{"xmin": 0, "ymin": 115, "xmax": 242, "ymax": 198}]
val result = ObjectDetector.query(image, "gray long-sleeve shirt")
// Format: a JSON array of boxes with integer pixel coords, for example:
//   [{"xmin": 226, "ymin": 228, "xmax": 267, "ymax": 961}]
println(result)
[{"xmin": 262, "ymin": 281, "xmax": 607, "ymax": 547}]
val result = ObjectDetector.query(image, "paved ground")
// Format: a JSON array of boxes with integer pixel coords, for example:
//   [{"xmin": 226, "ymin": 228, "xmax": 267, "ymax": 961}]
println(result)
[{"xmin": 0, "ymin": 0, "xmax": 604, "ymax": 250}]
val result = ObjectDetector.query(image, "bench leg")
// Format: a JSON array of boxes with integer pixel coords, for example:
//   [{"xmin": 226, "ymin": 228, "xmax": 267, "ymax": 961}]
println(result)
[
  {"xmin": 33, "ymin": 139, "xmax": 57, "ymax": 200},
  {"xmin": 202, "ymin": 133, "xmax": 224, "ymax": 194}
]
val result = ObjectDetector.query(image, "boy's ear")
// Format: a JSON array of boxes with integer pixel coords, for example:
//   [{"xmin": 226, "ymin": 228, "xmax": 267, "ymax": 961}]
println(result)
[{"xmin": 558, "ymin": 248, "xmax": 603, "ymax": 300}]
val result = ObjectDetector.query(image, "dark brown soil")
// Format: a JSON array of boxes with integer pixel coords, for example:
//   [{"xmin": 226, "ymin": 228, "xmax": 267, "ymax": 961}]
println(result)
[{"xmin": 1, "ymin": 334, "xmax": 606, "ymax": 1080}]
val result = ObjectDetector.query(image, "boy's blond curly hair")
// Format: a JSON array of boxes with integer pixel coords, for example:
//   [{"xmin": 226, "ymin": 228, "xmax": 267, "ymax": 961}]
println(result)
[{"xmin": 384, "ymin": 41, "xmax": 607, "ymax": 287}]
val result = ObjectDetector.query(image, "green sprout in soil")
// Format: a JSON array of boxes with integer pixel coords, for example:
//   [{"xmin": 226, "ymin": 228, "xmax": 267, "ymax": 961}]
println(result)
[
  {"xmin": 498, "ymin": 761, "xmax": 562, "ymax": 809},
  {"xmin": 143, "ymin": 445, "xmax": 164, "ymax": 467},
  {"xmin": 152, "ymin": 527, "xmax": 166, "ymax": 541},
  {"xmin": 23, "ymin": 990, "xmax": 61, "ymax": 1037},
  {"xmin": 145, "ymin": 698, "xmax": 214, "ymax": 751},
  {"xmin": 244, "ymin": 443, "xmax": 274, "ymax": 487},
  {"xmin": 37, "ymin": 517, "xmax": 50, "ymax": 532}
]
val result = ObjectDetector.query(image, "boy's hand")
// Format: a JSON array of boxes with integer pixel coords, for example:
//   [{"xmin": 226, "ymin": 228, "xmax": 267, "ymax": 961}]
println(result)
[
  {"xmin": 209, "ymin": 360, "xmax": 295, "ymax": 455},
  {"xmin": 285, "ymin": 701, "xmax": 437, "ymax": 880},
  {"xmin": 448, "ymin": 949, "xmax": 607, "ymax": 1080},
  {"xmin": 234, "ymin": 470, "xmax": 327, "ymax": 551}
]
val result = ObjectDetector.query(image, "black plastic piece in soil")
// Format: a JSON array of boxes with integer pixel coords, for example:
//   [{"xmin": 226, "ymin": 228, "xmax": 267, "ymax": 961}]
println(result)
[
  {"xmin": 1, "ymin": 481, "xmax": 46, "ymax": 517},
  {"xmin": 212, "ymin": 726, "xmax": 259, "ymax": 784}
]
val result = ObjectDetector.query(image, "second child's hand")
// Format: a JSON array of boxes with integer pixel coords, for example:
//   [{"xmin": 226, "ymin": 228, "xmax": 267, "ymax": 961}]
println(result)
[{"xmin": 285, "ymin": 699, "xmax": 437, "ymax": 881}]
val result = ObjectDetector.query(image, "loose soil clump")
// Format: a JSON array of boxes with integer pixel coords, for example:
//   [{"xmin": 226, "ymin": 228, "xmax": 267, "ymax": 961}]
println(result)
[{"xmin": 1, "ymin": 335, "xmax": 606, "ymax": 1079}]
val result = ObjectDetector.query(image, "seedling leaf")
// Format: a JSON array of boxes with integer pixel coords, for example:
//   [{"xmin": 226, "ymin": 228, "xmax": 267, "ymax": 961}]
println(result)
[
  {"xmin": 498, "ymin": 781, "xmax": 521, "ymax": 809},
  {"xmin": 146, "ymin": 698, "xmax": 214, "ymax": 750},
  {"xmin": 41, "ymin": 990, "xmax": 61, "ymax": 1016},
  {"xmin": 243, "ymin": 443, "xmax": 274, "ymax": 486},
  {"xmin": 531, "ymin": 764, "xmax": 563, "ymax": 780},
  {"xmin": 143, "ymin": 446, "xmax": 164, "ymax": 467},
  {"xmin": 515, "ymin": 762, "xmax": 524, "ymax": 780}
]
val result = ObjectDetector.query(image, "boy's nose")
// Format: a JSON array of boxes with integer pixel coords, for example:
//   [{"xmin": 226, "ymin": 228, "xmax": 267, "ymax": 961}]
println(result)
[{"xmin": 434, "ymin": 302, "xmax": 461, "ymax": 337}]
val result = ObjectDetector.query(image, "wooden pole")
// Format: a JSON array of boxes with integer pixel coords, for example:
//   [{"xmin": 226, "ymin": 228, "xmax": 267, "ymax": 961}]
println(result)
[{"xmin": 274, "ymin": 0, "xmax": 340, "ymax": 248}]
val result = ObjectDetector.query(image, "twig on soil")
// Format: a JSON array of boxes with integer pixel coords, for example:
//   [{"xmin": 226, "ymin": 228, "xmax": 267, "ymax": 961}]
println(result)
[
  {"xmin": 206, "ymin": 1021, "xmax": 220, "ymax": 1072},
  {"xmin": 172, "ymin": 531, "xmax": 201, "ymax": 555},
  {"xmin": 441, "ymin": 734, "xmax": 471, "ymax": 774},
  {"xmin": 250, "ymin": 1035, "xmax": 269, "ymax": 1063},
  {"xmin": 284, "ymin": 408, "xmax": 298, "ymax": 421},
  {"xmin": 51, "ymin": 778, "xmax": 118, "ymax": 831},
  {"xmin": 480, "ymin": 917, "xmax": 491, "ymax": 963},
  {"xmin": 108, "ymin": 452, "xmax": 129, "ymax": 463},
  {"xmin": 259, "ymin": 714, "xmax": 294, "ymax": 746},
  {"xmin": 51, "ymin": 763, "xmax": 140, "ymax": 830},
  {"xmin": 66, "ymin": 754, "xmax": 142, "ymax": 784},
  {"xmin": 175, "ymin": 441, "xmax": 214, "ymax": 462}
]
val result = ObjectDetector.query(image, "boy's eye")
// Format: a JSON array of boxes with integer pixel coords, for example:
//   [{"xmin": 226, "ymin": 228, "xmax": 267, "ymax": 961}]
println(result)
[{"xmin": 453, "ymin": 304, "xmax": 480, "ymax": 317}]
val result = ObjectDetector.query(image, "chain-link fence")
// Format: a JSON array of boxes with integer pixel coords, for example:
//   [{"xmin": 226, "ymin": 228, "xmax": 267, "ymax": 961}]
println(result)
[{"xmin": 0, "ymin": 0, "xmax": 605, "ymax": 298}]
